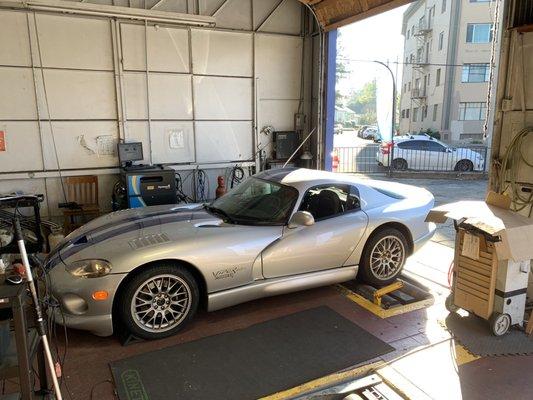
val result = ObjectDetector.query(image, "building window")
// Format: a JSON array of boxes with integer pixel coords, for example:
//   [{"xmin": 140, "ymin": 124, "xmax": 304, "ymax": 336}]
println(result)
[
  {"xmin": 401, "ymin": 110, "xmax": 405, "ymax": 118},
  {"xmin": 466, "ymin": 23, "xmax": 493, "ymax": 43},
  {"xmin": 436, "ymin": 68, "xmax": 441, "ymax": 86},
  {"xmin": 438, "ymin": 32, "xmax": 444, "ymax": 50},
  {"xmin": 459, "ymin": 102, "xmax": 486, "ymax": 120},
  {"xmin": 428, "ymin": 6, "xmax": 435, "ymax": 28},
  {"xmin": 422, "ymin": 105, "xmax": 428, "ymax": 120},
  {"xmin": 406, "ymin": 109, "xmax": 410, "ymax": 118},
  {"xmin": 427, "ymin": 73, "xmax": 431, "ymax": 86},
  {"xmin": 442, "ymin": 0, "xmax": 446, "ymax": 13},
  {"xmin": 433, "ymin": 104, "xmax": 438, "ymax": 121},
  {"xmin": 462, "ymin": 63, "xmax": 490, "ymax": 82},
  {"xmin": 413, "ymin": 107, "xmax": 419, "ymax": 122}
]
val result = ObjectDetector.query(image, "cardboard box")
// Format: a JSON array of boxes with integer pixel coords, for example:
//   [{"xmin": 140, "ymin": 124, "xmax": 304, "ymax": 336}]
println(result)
[
  {"xmin": 426, "ymin": 191, "xmax": 533, "ymax": 321},
  {"xmin": 426, "ymin": 191, "xmax": 533, "ymax": 262}
]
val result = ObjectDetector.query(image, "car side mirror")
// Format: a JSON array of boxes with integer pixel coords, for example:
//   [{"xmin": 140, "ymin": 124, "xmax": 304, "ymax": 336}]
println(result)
[{"xmin": 288, "ymin": 211, "xmax": 315, "ymax": 229}]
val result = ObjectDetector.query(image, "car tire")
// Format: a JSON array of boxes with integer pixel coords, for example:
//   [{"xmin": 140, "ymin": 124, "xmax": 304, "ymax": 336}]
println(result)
[
  {"xmin": 118, "ymin": 263, "xmax": 199, "ymax": 340},
  {"xmin": 454, "ymin": 159, "xmax": 473, "ymax": 172},
  {"xmin": 392, "ymin": 158, "xmax": 408, "ymax": 171},
  {"xmin": 359, "ymin": 228, "xmax": 409, "ymax": 287}
]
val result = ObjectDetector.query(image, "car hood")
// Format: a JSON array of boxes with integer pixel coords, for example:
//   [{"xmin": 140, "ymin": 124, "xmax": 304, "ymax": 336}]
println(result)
[{"xmin": 45, "ymin": 203, "xmax": 220, "ymax": 267}]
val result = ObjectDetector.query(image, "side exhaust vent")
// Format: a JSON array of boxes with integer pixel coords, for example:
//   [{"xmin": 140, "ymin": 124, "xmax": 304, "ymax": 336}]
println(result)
[{"xmin": 129, "ymin": 233, "xmax": 170, "ymax": 250}]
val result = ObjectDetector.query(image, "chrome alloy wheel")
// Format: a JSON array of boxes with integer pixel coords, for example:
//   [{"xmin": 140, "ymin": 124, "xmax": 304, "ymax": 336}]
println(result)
[
  {"xmin": 369, "ymin": 235, "xmax": 405, "ymax": 280},
  {"xmin": 131, "ymin": 274, "xmax": 192, "ymax": 333}
]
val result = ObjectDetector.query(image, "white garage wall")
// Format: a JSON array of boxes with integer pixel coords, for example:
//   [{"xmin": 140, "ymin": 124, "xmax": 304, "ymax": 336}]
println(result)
[{"xmin": 0, "ymin": 1, "xmax": 310, "ymax": 218}]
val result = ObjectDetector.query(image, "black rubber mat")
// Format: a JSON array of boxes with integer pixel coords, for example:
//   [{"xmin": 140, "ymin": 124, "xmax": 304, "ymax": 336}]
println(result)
[
  {"xmin": 444, "ymin": 313, "xmax": 533, "ymax": 356},
  {"xmin": 110, "ymin": 306, "xmax": 393, "ymax": 400}
]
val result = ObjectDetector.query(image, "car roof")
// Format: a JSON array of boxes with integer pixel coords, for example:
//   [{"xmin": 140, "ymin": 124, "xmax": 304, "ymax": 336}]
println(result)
[
  {"xmin": 394, "ymin": 134, "xmax": 445, "ymax": 144},
  {"xmin": 254, "ymin": 168, "xmax": 365, "ymax": 191}
]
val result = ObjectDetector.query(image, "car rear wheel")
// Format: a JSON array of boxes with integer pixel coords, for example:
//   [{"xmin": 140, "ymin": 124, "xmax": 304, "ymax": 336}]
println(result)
[
  {"xmin": 118, "ymin": 263, "xmax": 199, "ymax": 340},
  {"xmin": 455, "ymin": 159, "xmax": 473, "ymax": 172},
  {"xmin": 359, "ymin": 228, "xmax": 408, "ymax": 286},
  {"xmin": 392, "ymin": 158, "xmax": 408, "ymax": 171}
]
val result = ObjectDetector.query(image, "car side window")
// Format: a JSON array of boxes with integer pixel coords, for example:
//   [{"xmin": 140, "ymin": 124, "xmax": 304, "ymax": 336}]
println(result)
[
  {"xmin": 398, "ymin": 140, "xmax": 424, "ymax": 150},
  {"xmin": 427, "ymin": 141, "xmax": 446, "ymax": 152},
  {"xmin": 299, "ymin": 184, "xmax": 360, "ymax": 221}
]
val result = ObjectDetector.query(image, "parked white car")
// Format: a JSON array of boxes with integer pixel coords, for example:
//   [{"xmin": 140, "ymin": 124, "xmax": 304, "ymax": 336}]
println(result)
[{"xmin": 376, "ymin": 135, "xmax": 486, "ymax": 172}]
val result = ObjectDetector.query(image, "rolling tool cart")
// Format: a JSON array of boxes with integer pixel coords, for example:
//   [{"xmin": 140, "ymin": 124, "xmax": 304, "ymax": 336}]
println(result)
[{"xmin": 427, "ymin": 191, "xmax": 533, "ymax": 336}]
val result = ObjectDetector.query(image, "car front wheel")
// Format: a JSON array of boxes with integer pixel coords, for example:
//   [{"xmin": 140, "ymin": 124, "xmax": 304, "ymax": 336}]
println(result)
[
  {"xmin": 359, "ymin": 228, "xmax": 408, "ymax": 286},
  {"xmin": 455, "ymin": 159, "xmax": 473, "ymax": 172},
  {"xmin": 118, "ymin": 263, "xmax": 199, "ymax": 340}
]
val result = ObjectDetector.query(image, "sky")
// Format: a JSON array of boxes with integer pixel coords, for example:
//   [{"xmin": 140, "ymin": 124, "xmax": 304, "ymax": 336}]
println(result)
[{"xmin": 337, "ymin": 4, "xmax": 409, "ymax": 97}]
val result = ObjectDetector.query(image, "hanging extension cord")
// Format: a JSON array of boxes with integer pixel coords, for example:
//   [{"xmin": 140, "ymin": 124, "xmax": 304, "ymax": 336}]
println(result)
[{"xmin": 498, "ymin": 127, "xmax": 533, "ymax": 216}]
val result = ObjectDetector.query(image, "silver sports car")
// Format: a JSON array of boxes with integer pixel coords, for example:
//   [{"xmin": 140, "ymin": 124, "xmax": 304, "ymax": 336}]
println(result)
[{"xmin": 46, "ymin": 168, "xmax": 435, "ymax": 340}]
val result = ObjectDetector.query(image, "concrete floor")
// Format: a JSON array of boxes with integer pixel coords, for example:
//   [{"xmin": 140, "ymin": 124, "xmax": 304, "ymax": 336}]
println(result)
[{"xmin": 8, "ymin": 177, "xmax": 533, "ymax": 400}]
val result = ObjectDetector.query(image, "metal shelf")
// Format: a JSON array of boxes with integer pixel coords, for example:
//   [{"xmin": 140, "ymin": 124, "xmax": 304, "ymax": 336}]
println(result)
[{"xmin": 0, "ymin": 328, "xmax": 39, "ymax": 380}]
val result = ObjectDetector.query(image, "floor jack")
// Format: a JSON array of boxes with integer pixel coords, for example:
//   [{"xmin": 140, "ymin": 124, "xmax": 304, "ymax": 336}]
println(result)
[{"xmin": 14, "ymin": 217, "xmax": 63, "ymax": 400}]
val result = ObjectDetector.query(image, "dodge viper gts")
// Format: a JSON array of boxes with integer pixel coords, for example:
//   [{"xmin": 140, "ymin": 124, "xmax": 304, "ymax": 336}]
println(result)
[{"xmin": 45, "ymin": 168, "xmax": 435, "ymax": 339}]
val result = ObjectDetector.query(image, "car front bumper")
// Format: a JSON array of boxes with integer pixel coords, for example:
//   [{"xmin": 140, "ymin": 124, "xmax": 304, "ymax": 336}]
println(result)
[
  {"xmin": 52, "ymin": 308, "xmax": 114, "ymax": 337},
  {"xmin": 48, "ymin": 266, "xmax": 127, "ymax": 337},
  {"xmin": 413, "ymin": 223, "xmax": 436, "ymax": 253}
]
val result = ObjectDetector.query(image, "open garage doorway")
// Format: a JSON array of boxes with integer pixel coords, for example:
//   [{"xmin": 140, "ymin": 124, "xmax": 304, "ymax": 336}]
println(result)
[{"xmin": 331, "ymin": 1, "xmax": 496, "ymax": 176}]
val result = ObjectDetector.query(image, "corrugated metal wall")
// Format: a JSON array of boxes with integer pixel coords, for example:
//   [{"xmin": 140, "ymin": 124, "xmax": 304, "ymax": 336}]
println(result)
[
  {"xmin": 0, "ymin": 0, "xmax": 316, "ymax": 217},
  {"xmin": 509, "ymin": 0, "xmax": 533, "ymax": 28}
]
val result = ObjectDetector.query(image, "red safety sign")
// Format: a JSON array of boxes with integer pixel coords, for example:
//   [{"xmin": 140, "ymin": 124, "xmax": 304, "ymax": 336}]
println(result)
[{"xmin": 0, "ymin": 131, "xmax": 5, "ymax": 152}]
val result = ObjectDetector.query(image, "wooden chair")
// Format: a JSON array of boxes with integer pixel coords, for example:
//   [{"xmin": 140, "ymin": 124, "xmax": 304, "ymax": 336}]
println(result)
[{"xmin": 62, "ymin": 175, "xmax": 100, "ymax": 233}]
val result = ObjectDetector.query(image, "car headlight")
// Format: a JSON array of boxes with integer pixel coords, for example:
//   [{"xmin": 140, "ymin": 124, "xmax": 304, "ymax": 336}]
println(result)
[{"xmin": 66, "ymin": 259, "xmax": 112, "ymax": 278}]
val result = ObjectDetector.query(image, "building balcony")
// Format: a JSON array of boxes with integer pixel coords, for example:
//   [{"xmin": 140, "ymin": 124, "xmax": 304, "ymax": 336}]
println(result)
[
  {"xmin": 411, "ymin": 88, "xmax": 427, "ymax": 99},
  {"xmin": 414, "ymin": 23, "xmax": 432, "ymax": 36}
]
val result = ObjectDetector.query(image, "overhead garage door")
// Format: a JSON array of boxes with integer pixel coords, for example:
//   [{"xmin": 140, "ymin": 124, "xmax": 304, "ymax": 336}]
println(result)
[
  {"xmin": 0, "ymin": 1, "xmax": 307, "ymax": 216},
  {"xmin": 298, "ymin": 0, "xmax": 414, "ymax": 30}
]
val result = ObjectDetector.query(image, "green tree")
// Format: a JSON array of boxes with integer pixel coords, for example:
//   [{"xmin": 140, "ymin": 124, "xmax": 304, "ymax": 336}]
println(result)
[
  {"xmin": 335, "ymin": 31, "xmax": 348, "ymax": 105},
  {"xmin": 346, "ymin": 80, "xmax": 377, "ymax": 125}
]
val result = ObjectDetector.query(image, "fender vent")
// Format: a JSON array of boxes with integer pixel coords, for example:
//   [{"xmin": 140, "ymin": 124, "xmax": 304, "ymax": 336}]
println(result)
[{"xmin": 129, "ymin": 233, "xmax": 170, "ymax": 250}]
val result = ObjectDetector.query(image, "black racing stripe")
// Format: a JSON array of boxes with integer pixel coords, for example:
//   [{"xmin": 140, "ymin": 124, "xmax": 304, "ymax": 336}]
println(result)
[
  {"xmin": 59, "ymin": 212, "xmax": 195, "ymax": 261},
  {"xmin": 494, "ymin": 288, "xmax": 527, "ymax": 298},
  {"xmin": 45, "ymin": 208, "xmax": 200, "ymax": 267},
  {"xmin": 44, "ymin": 252, "xmax": 62, "ymax": 269},
  {"xmin": 75, "ymin": 208, "xmax": 185, "ymax": 241}
]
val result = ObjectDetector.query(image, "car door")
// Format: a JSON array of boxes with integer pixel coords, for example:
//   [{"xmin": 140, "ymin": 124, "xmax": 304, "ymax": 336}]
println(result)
[
  {"xmin": 261, "ymin": 184, "xmax": 368, "ymax": 279},
  {"xmin": 426, "ymin": 141, "xmax": 449, "ymax": 170},
  {"xmin": 396, "ymin": 140, "xmax": 423, "ymax": 169}
]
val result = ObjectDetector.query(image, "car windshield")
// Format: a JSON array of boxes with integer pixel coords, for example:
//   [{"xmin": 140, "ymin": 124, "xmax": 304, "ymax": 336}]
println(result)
[{"xmin": 209, "ymin": 177, "xmax": 299, "ymax": 225}]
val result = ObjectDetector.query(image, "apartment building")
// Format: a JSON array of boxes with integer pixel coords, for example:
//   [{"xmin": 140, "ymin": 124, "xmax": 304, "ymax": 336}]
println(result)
[{"xmin": 399, "ymin": 0, "xmax": 495, "ymax": 142}]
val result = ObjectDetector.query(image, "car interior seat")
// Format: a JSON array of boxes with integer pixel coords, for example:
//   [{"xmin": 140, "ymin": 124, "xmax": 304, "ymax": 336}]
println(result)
[{"xmin": 311, "ymin": 189, "xmax": 342, "ymax": 219}]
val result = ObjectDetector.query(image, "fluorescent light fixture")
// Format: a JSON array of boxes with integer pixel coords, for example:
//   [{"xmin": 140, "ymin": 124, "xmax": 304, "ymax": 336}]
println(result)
[{"xmin": 0, "ymin": 0, "xmax": 216, "ymax": 26}]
